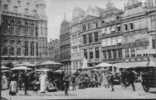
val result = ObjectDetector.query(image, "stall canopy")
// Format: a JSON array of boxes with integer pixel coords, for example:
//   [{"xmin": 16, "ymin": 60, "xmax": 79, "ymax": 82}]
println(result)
[
  {"xmin": 39, "ymin": 60, "xmax": 61, "ymax": 66},
  {"xmin": 95, "ymin": 62, "xmax": 112, "ymax": 68},
  {"xmin": 16, "ymin": 62, "xmax": 36, "ymax": 67},
  {"xmin": 113, "ymin": 59, "xmax": 156, "ymax": 69},
  {"xmin": 11, "ymin": 66, "xmax": 32, "ymax": 71},
  {"xmin": 1, "ymin": 65, "xmax": 9, "ymax": 70},
  {"xmin": 35, "ymin": 68, "xmax": 51, "ymax": 72}
]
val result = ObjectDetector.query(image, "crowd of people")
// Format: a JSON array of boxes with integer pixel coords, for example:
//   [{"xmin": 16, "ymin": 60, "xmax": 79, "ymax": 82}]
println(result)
[{"xmin": 1, "ymin": 67, "xmax": 142, "ymax": 96}]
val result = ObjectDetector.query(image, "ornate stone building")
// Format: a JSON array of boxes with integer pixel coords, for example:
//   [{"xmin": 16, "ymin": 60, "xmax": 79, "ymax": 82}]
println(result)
[
  {"xmin": 70, "ymin": 0, "xmax": 156, "ymax": 70},
  {"xmin": 0, "ymin": 0, "xmax": 48, "ymax": 65},
  {"xmin": 70, "ymin": 7, "xmax": 85, "ymax": 73},
  {"xmin": 101, "ymin": 0, "xmax": 156, "ymax": 66},
  {"xmin": 60, "ymin": 19, "xmax": 71, "ymax": 74}
]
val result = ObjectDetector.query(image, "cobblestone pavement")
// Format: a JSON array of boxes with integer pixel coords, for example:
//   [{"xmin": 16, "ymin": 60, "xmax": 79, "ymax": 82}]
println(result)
[{"xmin": 2, "ymin": 83, "xmax": 156, "ymax": 100}]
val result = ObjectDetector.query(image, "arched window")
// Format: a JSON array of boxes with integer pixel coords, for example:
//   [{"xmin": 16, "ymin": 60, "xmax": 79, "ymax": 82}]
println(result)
[
  {"xmin": 9, "ymin": 47, "xmax": 14, "ymax": 56},
  {"xmin": 2, "ymin": 47, "xmax": 8, "ymax": 56},
  {"xmin": 17, "ymin": 48, "xmax": 21, "ymax": 56}
]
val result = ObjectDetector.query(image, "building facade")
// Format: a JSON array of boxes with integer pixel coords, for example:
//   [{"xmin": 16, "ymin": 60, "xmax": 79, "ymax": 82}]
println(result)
[
  {"xmin": 69, "ymin": 0, "xmax": 156, "ymax": 70},
  {"xmin": 60, "ymin": 19, "xmax": 71, "ymax": 74},
  {"xmin": 101, "ymin": 0, "xmax": 156, "ymax": 66},
  {"xmin": 48, "ymin": 39, "xmax": 60, "ymax": 62},
  {"xmin": 70, "ymin": 7, "xmax": 85, "ymax": 72},
  {"xmin": 0, "ymin": 0, "xmax": 48, "ymax": 65}
]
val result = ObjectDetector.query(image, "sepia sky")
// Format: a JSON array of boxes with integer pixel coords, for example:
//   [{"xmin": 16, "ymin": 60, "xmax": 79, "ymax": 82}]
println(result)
[{"xmin": 46, "ymin": 0, "xmax": 125, "ymax": 41}]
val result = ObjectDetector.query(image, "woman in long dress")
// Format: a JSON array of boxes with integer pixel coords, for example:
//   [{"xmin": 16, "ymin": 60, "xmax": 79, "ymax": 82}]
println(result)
[
  {"xmin": 103, "ymin": 72, "xmax": 109, "ymax": 88},
  {"xmin": 2, "ymin": 74, "xmax": 8, "ymax": 90},
  {"xmin": 39, "ymin": 72, "xmax": 47, "ymax": 93},
  {"xmin": 9, "ymin": 74, "xmax": 17, "ymax": 96}
]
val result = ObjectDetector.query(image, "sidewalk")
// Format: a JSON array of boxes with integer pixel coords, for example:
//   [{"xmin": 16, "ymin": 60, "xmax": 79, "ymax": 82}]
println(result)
[{"xmin": 2, "ymin": 83, "xmax": 156, "ymax": 100}]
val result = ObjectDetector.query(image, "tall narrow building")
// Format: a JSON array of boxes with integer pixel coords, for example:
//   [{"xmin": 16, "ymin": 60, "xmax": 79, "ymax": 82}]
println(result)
[{"xmin": 60, "ymin": 18, "xmax": 71, "ymax": 74}]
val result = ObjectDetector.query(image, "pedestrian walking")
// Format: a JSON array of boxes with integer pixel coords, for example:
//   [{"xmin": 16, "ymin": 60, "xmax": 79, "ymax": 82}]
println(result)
[
  {"xmin": 103, "ymin": 72, "xmax": 109, "ymax": 88},
  {"xmin": 23, "ymin": 72, "xmax": 29, "ymax": 95},
  {"xmin": 39, "ymin": 71, "xmax": 47, "ymax": 93},
  {"xmin": 2, "ymin": 73, "xmax": 8, "ymax": 90},
  {"xmin": 72, "ymin": 76, "xmax": 76, "ymax": 91},
  {"xmin": 107, "ymin": 72, "xmax": 115, "ymax": 91},
  {"xmin": 64, "ymin": 75, "xmax": 70, "ymax": 96},
  {"xmin": 127, "ymin": 69, "xmax": 136, "ymax": 91},
  {"xmin": 9, "ymin": 74, "xmax": 17, "ymax": 96}
]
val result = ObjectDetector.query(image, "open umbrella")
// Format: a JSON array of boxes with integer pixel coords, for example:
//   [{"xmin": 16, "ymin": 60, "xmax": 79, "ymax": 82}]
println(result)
[
  {"xmin": 35, "ymin": 68, "xmax": 51, "ymax": 72},
  {"xmin": 95, "ymin": 62, "xmax": 112, "ymax": 68},
  {"xmin": 11, "ymin": 66, "xmax": 32, "ymax": 71},
  {"xmin": 1, "ymin": 65, "xmax": 9, "ymax": 70}
]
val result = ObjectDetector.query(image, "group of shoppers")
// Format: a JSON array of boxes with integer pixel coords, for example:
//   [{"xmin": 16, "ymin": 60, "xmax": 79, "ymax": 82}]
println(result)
[{"xmin": 1, "ymin": 68, "xmax": 139, "ymax": 97}]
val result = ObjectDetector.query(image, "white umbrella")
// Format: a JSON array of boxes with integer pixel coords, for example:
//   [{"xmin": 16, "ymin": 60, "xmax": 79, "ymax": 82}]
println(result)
[
  {"xmin": 1, "ymin": 65, "xmax": 9, "ymax": 70},
  {"xmin": 95, "ymin": 62, "xmax": 112, "ymax": 68},
  {"xmin": 39, "ymin": 60, "xmax": 61, "ymax": 66},
  {"xmin": 35, "ymin": 68, "xmax": 51, "ymax": 72},
  {"xmin": 55, "ymin": 69, "xmax": 63, "ymax": 73},
  {"xmin": 11, "ymin": 66, "xmax": 32, "ymax": 70}
]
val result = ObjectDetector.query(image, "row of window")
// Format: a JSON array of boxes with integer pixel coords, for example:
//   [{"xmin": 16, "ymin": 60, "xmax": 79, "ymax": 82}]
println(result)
[
  {"xmin": 1, "ymin": 43, "xmax": 37, "ymax": 56},
  {"xmin": 84, "ymin": 47, "xmax": 100, "ymax": 59},
  {"xmin": 103, "ymin": 49, "xmax": 122, "ymax": 60},
  {"xmin": 83, "ymin": 32, "xmax": 99, "ymax": 44},
  {"xmin": 1, "ymin": 15, "xmax": 38, "ymax": 36},
  {"xmin": 125, "ymin": 48, "xmax": 136, "ymax": 58},
  {"xmin": 82, "ymin": 22, "xmax": 99, "ymax": 32},
  {"xmin": 3, "ymin": 0, "xmax": 37, "ymax": 13}
]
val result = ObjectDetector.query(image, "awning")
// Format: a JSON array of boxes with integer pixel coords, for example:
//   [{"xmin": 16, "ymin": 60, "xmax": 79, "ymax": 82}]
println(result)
[{"xmin": 113, "ymin": 61, "xmax": 149, "ymax": 68}]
